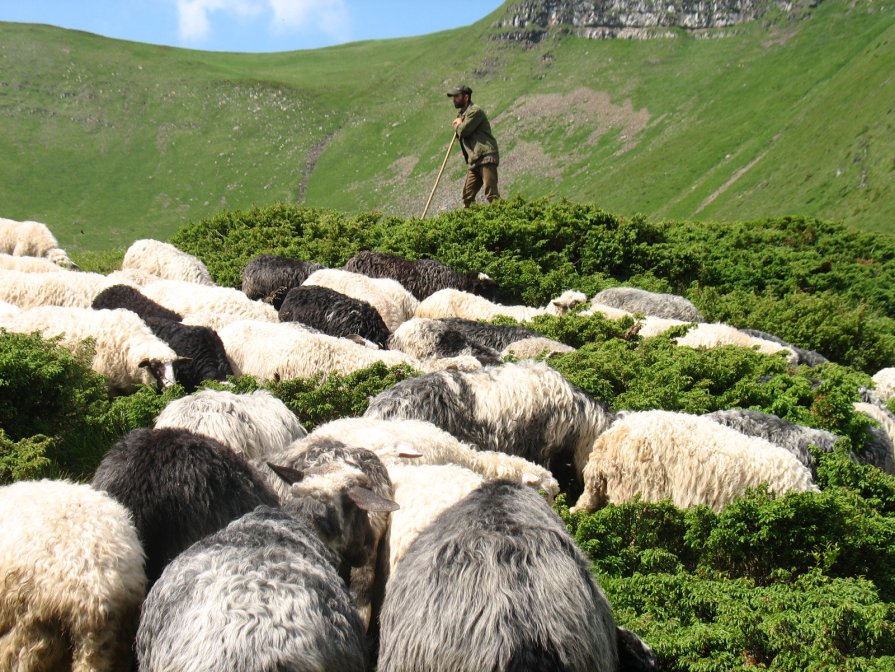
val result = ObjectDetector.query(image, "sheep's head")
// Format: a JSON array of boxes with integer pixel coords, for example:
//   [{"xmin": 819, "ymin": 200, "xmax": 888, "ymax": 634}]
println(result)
[
  {"xmin": 522, "ymin": 471, "xmax": 561, "ymax": 503},
  {"xmin": 268, "ymin": 462, "xmax": 398, "ymax": 574},
  {"xmin": 467, "ymin": 271, "xmax": 498, "ymax": 300},
  {"xmin": 45, "ymin": 247, "xmax": 79, "ymax": 270},
  {"xmin": 138, "ymin": 358, "xmax": 177, "ymax": 392},
  {"xmin": 546, "ymin": 290, "xmax": 587, "ymax": 315}
]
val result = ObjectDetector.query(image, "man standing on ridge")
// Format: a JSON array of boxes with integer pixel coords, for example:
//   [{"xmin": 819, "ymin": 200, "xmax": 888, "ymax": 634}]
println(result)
[{"xmin": 448, "ymin": 85, "xmax": 500, "ymax": 208}]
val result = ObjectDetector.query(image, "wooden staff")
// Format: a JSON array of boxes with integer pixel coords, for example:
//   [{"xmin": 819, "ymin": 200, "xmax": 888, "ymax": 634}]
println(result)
[{"xmin": 420, "ymin": 134, "xmax": 457, "ymax": 219}]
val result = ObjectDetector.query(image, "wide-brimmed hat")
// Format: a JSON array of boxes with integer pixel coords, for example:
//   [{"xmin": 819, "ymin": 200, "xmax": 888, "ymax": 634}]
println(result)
[{"xmin": 446, "ymin": 85, "xmax": 473, "ymax": 96}]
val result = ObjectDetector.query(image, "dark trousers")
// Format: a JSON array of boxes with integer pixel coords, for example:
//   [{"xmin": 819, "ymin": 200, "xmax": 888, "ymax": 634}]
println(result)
[{"xmin": 462, "ymin": 163, "xmax": 500, "ymax": 208}]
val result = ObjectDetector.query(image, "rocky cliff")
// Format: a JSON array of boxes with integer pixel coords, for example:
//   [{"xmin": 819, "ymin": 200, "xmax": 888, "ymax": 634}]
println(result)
[{"xmin": 495, "ymin": 0, "xmax": 818, "ymax": 40}]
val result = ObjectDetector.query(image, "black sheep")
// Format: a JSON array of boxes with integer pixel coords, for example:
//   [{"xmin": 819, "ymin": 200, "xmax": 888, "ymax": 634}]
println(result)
[
  {"xmin": 143, "ymin": 317, "xmax": 232, "ymax": 392},
  {"xmin": 279, "ymin": 285, "xmax": 391, "ymax": 348},
  {"xmin": 241, "ymin": 254, "xmax": 324, "ymax": 309},
  {"xmin": 91, "ymin": 427, "xmax": 279, "ymax": 585},
  {"xmin": 92, "ymin": 284, "xmax": 182, "ymax": 322}
]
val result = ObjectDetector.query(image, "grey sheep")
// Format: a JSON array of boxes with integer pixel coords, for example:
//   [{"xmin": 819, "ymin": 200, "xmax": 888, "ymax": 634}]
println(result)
[
  {"xmin": 241, "ymin": 254, "xmax": 324, "ymax": 309},
  {"xmin": 388, "ymin": 317, "xmax": 502, "ymax": 366},
  {"xmin": 278, "ymin": 284, "xmax": 391, "ymax": 349},
  {"xmin": 378, "ymin": 479, "xmax": 656, "ymax": 672},
  {"xmin": 592, "ymin": 286, "xmax": 703, "ymax": 322},
  {"xmin": 91, "ymin": 427, "xmax": 279, "ymax": 584},
  {"xmin": 344, "ymin": 250, "xmax": 497, "ymax": 301},
  {"xmin": 137, "ymin": 459, "xmax": 398, "ymax": 672},
  {"xmin": 705, "ymin": 408, "xmax": 843, "ymax": 475},
  {"xmin": 364, "ymin": 361, "xmax": 614, "ymax": 497}
]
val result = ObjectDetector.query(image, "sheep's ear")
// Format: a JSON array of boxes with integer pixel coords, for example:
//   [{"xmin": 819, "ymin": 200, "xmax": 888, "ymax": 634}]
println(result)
[
  {"xmin": 175, "ymin": 356, "xmax": 192, "ymax": 363},
  {"xmin": 396, "ymin": 443, "xmax": 423, "ymax": 459},
  {"xmin": 267, "ymin": 463, "xmax": 304, "ymax": 485},
  {"xmin": 138, "ymin": 359, "xmax": 150, "ymax": 368},
  {"xmin": 348, "ymin": 486, "xmax": 400, "ymax": 513},
  {"xmin": 521, "ymin": 472, "xmax": 541, "ymax": 486}
]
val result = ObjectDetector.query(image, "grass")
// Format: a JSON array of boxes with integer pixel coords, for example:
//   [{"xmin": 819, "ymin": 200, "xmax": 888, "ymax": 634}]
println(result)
[{"xmin": 0, "ymin": 0, "xmax": 893, "ymax": 253}]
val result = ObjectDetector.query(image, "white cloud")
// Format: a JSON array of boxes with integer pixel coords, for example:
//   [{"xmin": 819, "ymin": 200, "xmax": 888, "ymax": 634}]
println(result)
[{"xmin": 174, "ymin": 0, "xmax": 350, "ymax": 44}]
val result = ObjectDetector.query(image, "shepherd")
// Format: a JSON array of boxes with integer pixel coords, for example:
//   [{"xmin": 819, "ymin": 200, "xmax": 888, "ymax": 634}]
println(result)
[{"xmin": 448, "ymin": 85, "xmax": 501, "ymax": 208}]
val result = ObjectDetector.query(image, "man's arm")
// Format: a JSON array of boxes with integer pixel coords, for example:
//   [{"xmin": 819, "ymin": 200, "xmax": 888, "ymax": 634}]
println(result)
[{"xmin": 453, "ymin": 106, "xmax": 484, "ymax": 138}]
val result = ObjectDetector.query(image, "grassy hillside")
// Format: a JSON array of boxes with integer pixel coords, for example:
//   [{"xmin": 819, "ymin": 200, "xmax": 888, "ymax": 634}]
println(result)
[{"xmin": 1, "ymin": 0, "xmax": 893, "ymax": 251}]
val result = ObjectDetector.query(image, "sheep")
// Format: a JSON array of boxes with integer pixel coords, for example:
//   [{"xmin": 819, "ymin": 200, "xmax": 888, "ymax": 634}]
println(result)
[
  {"xmin": 0, "ymin": 306, "xmax": 178, "ymax": 394},
  {"xmin": 705, "ymin": 408, "xmax": 843, "ymax": 475},
  {"xmin": 501, "ymin": 335, "xmax": 576, "ymax": 359},
  {"xmin": 344, "ymin": 250, "xmax": 497, "ymax": 301},
  {"xmin": 675, "ymin": 323, "xmax": 799, "ymax": 362},
  {"xmin": 218, "ymin": 319, "xmax": 418, "ymax": 381},
  {"xmin": 137, "ymin": 460, "xmax": 398, "ymax": 672},
  {"xmin": 415, "ymin": 287, "xmax": 587, "ymax": 322},
  {"xmin": 106, "ymin": 267, "xmax": 162, "ymax": 286},
  {"xmin": 0, "ymin": 269, "xmax": 125, "ymax": 309},
  {"xmin": 0, "ymin": 479, "xmax": 146, "ymax": 672},
  {"xmin": 872, "ymin": 367, "xmax": 895, "ymax": 402},
  {"xmin": 122, "ymin": 238, "xmax": 215, "ymax": 285},
  {"xmin": 91, "ymin": 427, "xmax": 279, "ymax": 584},
  {"xmin": 283, "ymin": 417, "xmax": 560, "ymax": 500},
  {"xmin": 591, "ymin": 286, "xmax": 703, "ymax": 322},
  {"xmin": 384, "ymin": 463, "xmax": 483, "ymax": 571},
  {"xmin": 572, "ymin": 410, "xmax": 820, "ymax": 513},
  {"xmin": 254, "ymin": 441, "xmax": 396, "ymax": 631},
  {"xmin": 853, "ymin": 402, "xmax": 895, "ymax": 475},
  {"xmin": 304, "ymin": 267, "xmax": 420, "ymax": 332},
  {"xmin": 437, "ymin": 317, "xmax": 541, "ymax": 350},
  {"xmin": 143, "ymin": 317, "xmax": 232, "ymax": 391},
  {"xmin": 740, "ymin": 328, "xmax": 829, "ymax": 366},
  {"xmin": 0, "ymin": 253, "xmax": 63, "ymax": 273},
  {"xmin": 92, "ymin": 283, "xmax": 183, "ymax": 321},
  {"xmin": 582, "ymin": 302, "xmax": 636, "ymax": 320},
  {"xmin": 378, "ymin": 480, "xmax": 656, "ymax": 672},
  {"xmin": 141, "ymin": 278, "xmax": 278, "ymax": 323},
  {"xmin": 0, "ymin": 217, "xmax": 77, "ymax": 268},
  {"xmin": 241, "ymin": 254, "xmax": 325, "ymax": 309},
  {"xmin": 154, "ymin": 389, "xmax": 307, "ymax": 459},
  {"xmin": 279, "ymin": 285, "xmax": 392, "ymax": 348},
  {"xmin": 364, "ymin": 360, "xmax": 613, "ymax": 496},
  {"xmin": 388, "ymin": 317, "xmax": 502, "ymax": 366}
]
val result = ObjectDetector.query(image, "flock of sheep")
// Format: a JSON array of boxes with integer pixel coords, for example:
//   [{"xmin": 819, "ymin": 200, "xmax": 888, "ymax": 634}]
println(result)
[{"xmin": 2, "ymin": 215, "xmax": 895, "ymax": 671}]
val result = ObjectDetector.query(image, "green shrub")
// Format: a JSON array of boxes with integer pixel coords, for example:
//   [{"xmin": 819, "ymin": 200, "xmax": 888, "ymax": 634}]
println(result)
[{"xmin": 0, "ymin": 430, "xmax": 54, "ymax": 483}]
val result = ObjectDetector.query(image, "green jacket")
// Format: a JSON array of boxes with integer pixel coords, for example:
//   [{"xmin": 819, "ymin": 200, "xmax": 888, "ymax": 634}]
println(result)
[{"xmin": 455, "ymin": 104, "xmax": 499, "ymax": 167}]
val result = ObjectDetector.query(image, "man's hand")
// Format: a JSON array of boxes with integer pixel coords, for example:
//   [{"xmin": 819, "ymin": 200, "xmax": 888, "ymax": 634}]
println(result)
[{"xmin": 451, "ymin": 117, "xmax": 462, "ymax": 130}]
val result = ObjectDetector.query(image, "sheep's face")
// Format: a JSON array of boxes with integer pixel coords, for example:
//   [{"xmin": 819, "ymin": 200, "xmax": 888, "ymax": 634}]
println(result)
[
  {"xmin": 139, "ymin": 359, "xmax": 176, "ymax": 391},
  {"xmin": 468, "ymin": 272, "xmax": 498, "ymax": 300},
  {"xmin": 46, "ymin": 247, "xmax": 79, "ymax": 269}
]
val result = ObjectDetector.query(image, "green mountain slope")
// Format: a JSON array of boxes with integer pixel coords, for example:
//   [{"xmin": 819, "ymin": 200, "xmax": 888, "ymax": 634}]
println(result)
[{"xmin": 1, "ymin": 0, "xmax": 893, "ymax": 251}]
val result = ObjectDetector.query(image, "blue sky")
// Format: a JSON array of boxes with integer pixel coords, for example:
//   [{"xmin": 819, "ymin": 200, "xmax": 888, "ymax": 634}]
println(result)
[{"xmin": 0, "ymin": 1, "xmax": 506, "ymax": 52}]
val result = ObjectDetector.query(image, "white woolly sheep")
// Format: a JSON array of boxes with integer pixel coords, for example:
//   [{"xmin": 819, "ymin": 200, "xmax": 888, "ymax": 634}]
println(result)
[
  {"xmin": 415, "ymin": 287, "xmax": 587, "ymax": 322},
  {"xmin": 572, "ymin": 410, "xmax": 819, "ymax": 513},
  {"xmin": 142, "ymin": 279, "xmax": 278, "ymax": 323},
  {"xmin": 500, "ymin": 335, "xmax": 576, "ymax": 359},
  {"xmin": 384, "ymin": 463, "xmax": 483, "ymax": 571},
  {"xmin": 675, "ymin": 323, "xmax": 798, "ymax": 362},
  {"xmin": 154, "ymin": 389, "xmax": 307, "ymax": 459},
  {"xmin": 0, "ymin": 306, "xmax": 178, "ymax": 393},
  {"xmin": 106, "ymin": 267, "xmax": 163, "ymax": 286},
  {"xmin": 0, "ymin": 479, "xmax": 146, "ymax": 672},
  {"xmin": 304, "ymin": 267, "xmax": 420, "ymax": 332},
  {"xmin": 288, "ymin": 416, "xmax": 560, "ymax": 500},
  {"xmin": 0, "ymin": 269, "xmax": 127, "ymax": 309},
  {"xmin": 0, "ymin": 217, "xmax": 77, "ymax": 268},
  {"xmin": 364, "ymin": 360, "xmax": 614, "ymax": 496},
  {"xmin": 122, "ymin": 239, "xmax": 215, "ymax": 285},
  {"xmin": 591, "ymin": 286, "xmax": 703, "ymax": 322},
  {"xmin": 217, "ymin": 319, "xmax": 418, "ymax": 381},
  {"xmin": 872, "ymin": 368, "xmax": 895, "ymax": 403},
  {"xmin": 853, "ymin": 402, "xmax": 895, "ymax": 475},
  {"xmin": 0, "ymin": 253, "xmax": 63, "ymax": 273}
]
